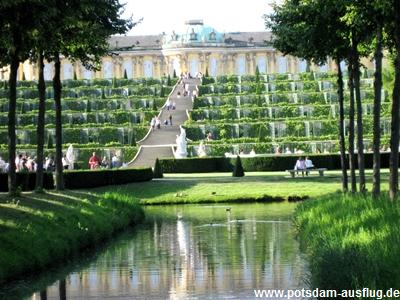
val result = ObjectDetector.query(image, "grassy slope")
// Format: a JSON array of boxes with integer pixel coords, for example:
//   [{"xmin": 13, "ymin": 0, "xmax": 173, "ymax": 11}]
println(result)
[
  {"xmin": 90, "ymin": 170, "xmax": 390, "ymax": 205},
  {"xmin": 294, "ymin": 193, "xmax": 400, "ymax": 289},
  {"xmin": 0, "ymin": 191, "xmax": 144, "ymax": 285}
]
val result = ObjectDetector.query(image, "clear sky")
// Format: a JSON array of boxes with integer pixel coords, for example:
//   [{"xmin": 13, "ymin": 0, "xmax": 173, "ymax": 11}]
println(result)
[{"xmin": 122, "ymin": 0, "xmax": 273, "ymax": 36}]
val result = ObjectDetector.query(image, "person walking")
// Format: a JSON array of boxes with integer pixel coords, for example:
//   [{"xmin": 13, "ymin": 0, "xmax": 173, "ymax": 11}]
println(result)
[
  {"xmin": 155, "ymin": 117, "xmax": 161, "ymax": 129},
  {"xmin": 169, "ymin": 114, "xmax": 173, "ymax": 126}
]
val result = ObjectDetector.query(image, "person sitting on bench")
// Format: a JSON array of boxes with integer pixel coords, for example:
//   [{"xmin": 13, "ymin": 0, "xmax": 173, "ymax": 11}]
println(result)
[
  {"xmin": 294, "ymin": 157, "xmax": 306, "ymax": 177},
  {"xmin": 305, "ymin": 156, "xmax": 314, "ymax": 175}
]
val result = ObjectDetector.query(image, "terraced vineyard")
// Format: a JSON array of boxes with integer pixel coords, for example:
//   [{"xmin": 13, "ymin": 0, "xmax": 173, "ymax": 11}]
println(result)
[
  {"xmin": 0, "ymin": 78, "xmax": 176, "ymax": 168},
  {"xmin": 185, "ymin": 72, "xmax": 390, "ymax": 156}
]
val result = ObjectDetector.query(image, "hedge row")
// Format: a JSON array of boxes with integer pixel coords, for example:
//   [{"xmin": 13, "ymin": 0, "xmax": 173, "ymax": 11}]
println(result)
[
  {"xmin": 0, "ymin": 97, "xmax": 165, "ymax": 113},
  {"xmin": 63, "ymin": 167, "xmax": 153, "ymax": 189},
  {"xmin": 0, "ymin": 167, "xmax": 152, "ymax": 191},
  {"xmin": 0, "ymin": 172, "xmax": 54, "ymax": 192},
  {"xmin": 159, "ymin": 152, "xmax": 393, "ymax": 173}
]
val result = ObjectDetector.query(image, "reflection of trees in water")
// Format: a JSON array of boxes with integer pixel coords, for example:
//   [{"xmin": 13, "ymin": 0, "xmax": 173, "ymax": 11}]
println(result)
[{"xmin": 34, "ymin": 205, "xmax": 307, "ymax": 299}]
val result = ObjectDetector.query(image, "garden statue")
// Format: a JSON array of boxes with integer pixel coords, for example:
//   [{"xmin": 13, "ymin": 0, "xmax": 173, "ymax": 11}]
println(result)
[
  {"xmin": 175, "ymin": 126, "xmax": 188, "ymax": 158},
  {"xmin": 66, "ymin": 144, "xmax": 75, "ymax": 170},
  {"xmin": 197, "ymin": 141, "xmax": 206, "ymax": 157}
]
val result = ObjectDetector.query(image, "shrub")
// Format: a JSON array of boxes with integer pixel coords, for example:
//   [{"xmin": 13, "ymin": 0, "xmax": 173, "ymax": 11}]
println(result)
[
  {"xmin": 63, "ymin": 167, "xmax": 153, "ymax": 189},
  {"xmin": 153, "ymin": 158, "xmax": 163, "ymax": 178},
  {"xmin": 202, "ymin": 77, "xmax": 215, "ymax": 85},
  {"xmin": 232, "ymin": 156, "xmax": 244, "ymax": 177}
]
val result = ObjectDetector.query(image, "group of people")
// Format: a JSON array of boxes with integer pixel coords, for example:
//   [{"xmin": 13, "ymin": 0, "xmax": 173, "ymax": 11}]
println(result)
[
  {"xmin": 150, "ymin": 114, "xmax": 173, "ymax": 129},
  {"xmin": 15, "ymin": 154, "xmax": 37, "ymax": 172},
  {"xmin": 165, "ymin": 99, "xmax": 176, "ymax": 111},
  {"xmin": 11, "ymin": 154, "xmax": 57, "ymax": 172},
  {"xmin": 88, "ymin": 152, "xmax": 122, "ymax": 170},
  {"xmin": 178, "ymin": 75, "xmax": 198, "ymax": 98},
  {"xmin": 294, "ymin": 156, "xmax": 314, "ymax": 176}
]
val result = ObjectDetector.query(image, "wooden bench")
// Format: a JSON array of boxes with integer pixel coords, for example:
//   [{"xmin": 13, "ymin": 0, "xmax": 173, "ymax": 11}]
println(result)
[{"xmin": 286, "ymin": 168, "xmax": 327, "ymax": 178}]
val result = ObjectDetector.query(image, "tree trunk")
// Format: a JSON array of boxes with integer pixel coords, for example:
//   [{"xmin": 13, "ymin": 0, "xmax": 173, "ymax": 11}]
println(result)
[
  {"xmin": 336, "ymin": 58, "xmax": 348, "ymax": 192},
  {"xmin": 53, "ymin": 53, "xmax": 64, "ymax": 190},
  {"xmin": 348, "ymin": 58, "xmax": 357, "ymax": 193},
  {"xmin": 372, "ymin": 25, "xmax": 383, "ymax": 198},
  {"xmin": 7, "ymin": 56, "xmax": 19, "ymax": 195},
  {"xmin": 353, "ymin": 46, "xmax": 366, "ymax": 193},
  {"xmin": 59, "ymin": 278, "xmax": 66, "ymax": 300},
  {"xmin": 390, "ymin": 0, "xmax": 400, "ymax": 201},
  {"xmin": 390, "ymin": 54, "xmax": 400, "ymax": 200},
  {"xmin": 35, "ymin": 52, "xmax": 46, "ymax": 191}
]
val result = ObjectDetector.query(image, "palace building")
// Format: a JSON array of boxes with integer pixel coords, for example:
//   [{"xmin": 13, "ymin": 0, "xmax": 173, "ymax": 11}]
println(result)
[{"xmin": 1, "ymin": 20, "xmax": 373, "ymax": 81}]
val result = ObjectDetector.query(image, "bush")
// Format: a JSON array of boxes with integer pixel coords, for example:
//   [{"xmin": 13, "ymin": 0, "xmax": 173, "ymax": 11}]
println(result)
[
  {"xmin": 63, "ymin": 167, "xmax": 153, "ymax": 189},
  {"xmin": 159, "ymin": 157, "xmax": 232, "ymax": 173},
  {"xmin": 153, "ymin": 158, "xmax": 163, "ymax": 178},
  {"xmin": 0, "ymin": 172, "xmax": 54, "ymax": 192},
  {"xmin": 232, "ymin": 156, "xmax": 244, "ymax": 177},
  {"xmin": 202, "ymin": 77, "xmax": 215, "ymax": 85}
]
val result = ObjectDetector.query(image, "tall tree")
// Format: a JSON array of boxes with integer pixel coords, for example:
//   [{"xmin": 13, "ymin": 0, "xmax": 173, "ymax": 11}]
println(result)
[
  {"xmin": 347, "ymin": 60, "xmax": 357, "ymax": 193},
  {"xmin": 266, "ymin": 0, "xmax": 350, "ymax": 192},
  {"xmin": 31, "ymin": 3, "xmax": 58, "ymax": 191},
  {"xmin": 369, "ymin": 1, "xmax": 386, "ymax": 197},
  {"xmin": 0, "ymin": 1, "xmax": 41, "ymax": 194},
  {"xmin": 43, "ymin": 0, "xmax": 133, "ymax": 190},
  {"xmin": 35, "ymin": 51, "xmax": 46, "ymax": 191},
  {"xmin": 388, "ymin": 0, "xmax": 400, "ymax": 200},
  {"xmin": 336, "ymin": 59, "xmax": 349, "ymax": 192}
]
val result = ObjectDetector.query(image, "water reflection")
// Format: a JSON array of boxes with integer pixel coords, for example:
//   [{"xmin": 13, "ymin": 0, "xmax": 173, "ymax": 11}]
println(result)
[{"xmin": 28, "ymin": 203, "xmax": 308, "ymax": 299}]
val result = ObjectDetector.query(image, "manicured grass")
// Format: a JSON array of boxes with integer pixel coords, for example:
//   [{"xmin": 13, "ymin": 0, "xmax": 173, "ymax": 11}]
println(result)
[
  {"xmin": 0, "ymin": 190, "xmax": 144, "ymax": 285},
  {"xmin": 90, "ymin": 170, "xmax": 390, "ymax": 205},
  {"xmin": 294, "ymin": 193, "xmax": 400, "ymax": 290}
]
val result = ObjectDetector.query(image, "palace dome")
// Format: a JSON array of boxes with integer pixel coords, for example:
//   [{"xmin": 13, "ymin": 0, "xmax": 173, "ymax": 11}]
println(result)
[{"xmin": 163, "ymin": 20, "xmax": 224, "ymax": 47}]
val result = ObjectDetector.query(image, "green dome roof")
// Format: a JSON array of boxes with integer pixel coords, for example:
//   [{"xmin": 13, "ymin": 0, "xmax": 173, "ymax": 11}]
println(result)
[{"xmin": 164, "ymin": 20, "xmax": 224, "ymax": 47}]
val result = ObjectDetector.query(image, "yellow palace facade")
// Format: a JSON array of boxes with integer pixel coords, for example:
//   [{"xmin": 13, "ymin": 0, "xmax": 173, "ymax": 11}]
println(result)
[{"xmin": 0, "ymin": 20, "xmax": 373, "ymax": 81}]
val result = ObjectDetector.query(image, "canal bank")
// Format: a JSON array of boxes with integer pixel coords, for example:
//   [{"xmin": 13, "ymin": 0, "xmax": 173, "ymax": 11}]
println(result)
[
  {"xmin": 0, "ymin": 190, "xmax": 144, "ymax": 287},
  {"xmin": 294, "ymin": 193, "xmax": 400, "ymax": 290}
]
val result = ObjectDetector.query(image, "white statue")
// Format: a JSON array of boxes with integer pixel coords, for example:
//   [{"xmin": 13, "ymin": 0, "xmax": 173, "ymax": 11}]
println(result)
[
  {"xmin": 175, "ymin": 126, "xmax": 188, "ymax": 158},
  {"xmin": 66, "ymin": 144, "xmax": 75, "ymax": 170},
  {"xmin": 197, "ymin": 141, "xmax": 206, "ymax": 157}
]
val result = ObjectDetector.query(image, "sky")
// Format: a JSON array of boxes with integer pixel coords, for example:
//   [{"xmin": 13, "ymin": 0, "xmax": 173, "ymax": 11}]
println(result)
[{"xmin": 122, "ymin": 0, "xmax": 273, "ymax": 36}]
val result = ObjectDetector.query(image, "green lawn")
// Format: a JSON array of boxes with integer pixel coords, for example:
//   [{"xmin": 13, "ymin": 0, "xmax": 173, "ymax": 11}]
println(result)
[{"xmin": 89, "ymin": 169, "xmax": 391, "ymax": 204}]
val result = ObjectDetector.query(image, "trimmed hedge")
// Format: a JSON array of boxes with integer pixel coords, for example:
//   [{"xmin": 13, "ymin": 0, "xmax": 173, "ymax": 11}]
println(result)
[
  {"xmin": 159, "ymin": 152, "xmax": 393, "ymax": 173},
  {"xmin": 159, "ymin": 157, "xmax": 232, "ymax": 173},
  {"xmin": 63, "ymin": 167, "xmax": 153, "ymax": 189},
  {"xmin": 0, "ymin": 172, "xmax": 54, "ymax": 192}
]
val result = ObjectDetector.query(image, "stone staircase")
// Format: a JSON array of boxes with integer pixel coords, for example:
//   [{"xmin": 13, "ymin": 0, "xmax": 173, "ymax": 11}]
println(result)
[{"xmin": 129, "ymin": 78, "xmax": 200, "ymax": 168}]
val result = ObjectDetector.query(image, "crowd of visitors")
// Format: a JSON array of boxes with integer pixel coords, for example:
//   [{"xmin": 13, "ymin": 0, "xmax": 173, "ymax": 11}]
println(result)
[{"xmin": 87, "ymin": 152, "xmax": 122, "ymax": 170}]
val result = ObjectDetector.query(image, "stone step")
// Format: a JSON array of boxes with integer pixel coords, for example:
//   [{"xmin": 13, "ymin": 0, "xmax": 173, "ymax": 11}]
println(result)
[
  {"xmin": 131, "ymin": 146, "xmax": 173, "ymax": 168},
  {"xmin": 129, "ymin": 78, "xmax": 200, "ymax": 167}
]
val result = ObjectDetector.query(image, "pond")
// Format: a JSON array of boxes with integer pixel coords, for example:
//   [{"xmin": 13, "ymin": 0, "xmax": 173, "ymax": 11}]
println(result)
[{"xmin": 3, "ymin": 202, "xmax": 309, "ymax": 299}]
